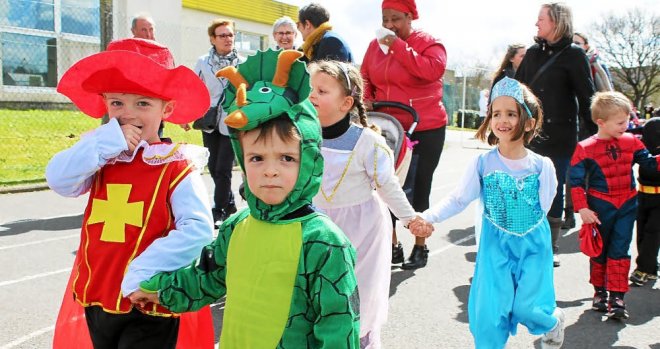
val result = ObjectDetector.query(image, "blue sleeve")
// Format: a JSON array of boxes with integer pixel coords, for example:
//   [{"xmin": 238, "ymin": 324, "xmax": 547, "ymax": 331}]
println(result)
[{"xmin": 633, "ymin": 140, "xmax": 660, "ymax": 172}]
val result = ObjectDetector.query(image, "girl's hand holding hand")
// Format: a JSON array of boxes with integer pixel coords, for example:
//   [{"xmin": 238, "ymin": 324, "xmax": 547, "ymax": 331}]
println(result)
[
  {"xmin": 408, "ymin": 216, "xmax": 434, "ymax": 238},
  {"xmin": 578, "ymin": 208, "xmax": 600, "ymax": 225}
]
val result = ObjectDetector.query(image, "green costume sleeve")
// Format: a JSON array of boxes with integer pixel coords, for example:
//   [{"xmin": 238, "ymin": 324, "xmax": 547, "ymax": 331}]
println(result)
[
  {"xmin": 303, "ymin": 218, "xmax": 360, "ymax": 348},
  {"xmin": 140, "ymin": 210, "xmax": 248, "ymax": 313}
]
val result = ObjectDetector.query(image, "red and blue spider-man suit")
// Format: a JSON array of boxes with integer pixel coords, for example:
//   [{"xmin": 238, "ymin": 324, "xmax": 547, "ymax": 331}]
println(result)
[{"xmin": 569, "ymin": 133, "xmax": 660, "ymax": 293}]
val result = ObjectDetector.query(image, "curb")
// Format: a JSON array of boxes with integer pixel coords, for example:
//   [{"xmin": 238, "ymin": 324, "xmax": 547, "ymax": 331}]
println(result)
[{"xmin": 0, "ymin": 183, "xmax": 50, "ymax": 194}]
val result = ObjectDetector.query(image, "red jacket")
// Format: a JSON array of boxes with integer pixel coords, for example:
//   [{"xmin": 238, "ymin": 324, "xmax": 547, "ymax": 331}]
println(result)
[{"xmin": 361, "ymin": 30, "xmax": 447, "ymax": 131}]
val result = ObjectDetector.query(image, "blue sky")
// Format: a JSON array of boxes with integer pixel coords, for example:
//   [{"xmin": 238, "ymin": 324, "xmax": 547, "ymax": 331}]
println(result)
[{"xmin": 283, "ymin": 0, "xmax": 657, "ymax": 71}]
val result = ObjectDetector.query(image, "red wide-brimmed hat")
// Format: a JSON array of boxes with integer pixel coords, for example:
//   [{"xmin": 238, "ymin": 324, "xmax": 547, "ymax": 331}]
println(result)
[
  {"xmin": 57, "ymin": 38, "xmax": 209, "ymax": 124},
  {"xmin": 382, "ymin": 0, "xmax": 419, "ymax": 20},
  {"xmin": 578, "ymin": 223, "xmax": 603, "ymax": 258}
]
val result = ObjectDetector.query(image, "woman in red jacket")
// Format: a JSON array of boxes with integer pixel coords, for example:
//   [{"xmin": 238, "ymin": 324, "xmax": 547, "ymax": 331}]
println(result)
[{"xmin": 361, "ymin": 0, "xmax": 447, "ymax": 269}]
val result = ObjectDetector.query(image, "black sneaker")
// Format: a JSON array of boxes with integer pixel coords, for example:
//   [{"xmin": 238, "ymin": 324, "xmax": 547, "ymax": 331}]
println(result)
[
  {"xmin": 213, "ymin": 205, "xmax": 238, "ymax": 228},
  {"xmin": 630, "ymin": 269, "xmax": 649, "ymax": 287},
  {"xmin": 607, "ymin": 297, "xmax": 629, "ymax": 320},
  {"xmin": 592, "ymin": 291, "xmax": 608, "ymax": 312},
  {"xmin": 561, "ymin": 215, "xmax": 576, "ymax": 230},
  {"xmin": 392, "ymin": 242, "xmax": 404, "ymax": 264}
]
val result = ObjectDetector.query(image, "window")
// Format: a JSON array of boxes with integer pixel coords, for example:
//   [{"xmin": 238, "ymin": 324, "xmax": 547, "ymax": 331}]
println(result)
[
  {"xmin": 0, "ymin": 0, "xmax": 99, "ymax": 88},
  {"xmin": 0, "ymin": 0, "xmax": 54, "ymax": 31},
  {"xmin": 235, "ymin": 31, "xmax": 266, "ymax": 55},
  {"xmin": 61, "ymin": 0, "xmax": 100, "ymax": 36},
  {"xmin": 2, "ymin": 33, "xmax": 57, "ymax": 87}
]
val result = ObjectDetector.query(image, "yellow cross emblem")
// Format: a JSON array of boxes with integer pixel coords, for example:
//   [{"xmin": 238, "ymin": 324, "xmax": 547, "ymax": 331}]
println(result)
[{"xmin": 88, "ymin": 184, "xmax": 144, "ymax": 243}]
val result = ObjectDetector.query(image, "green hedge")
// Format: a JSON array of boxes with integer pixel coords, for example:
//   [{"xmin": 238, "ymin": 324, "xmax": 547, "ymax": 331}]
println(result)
[{"xmin": 455, "ymin": 109, "xmax": 481, "ymax": 129}]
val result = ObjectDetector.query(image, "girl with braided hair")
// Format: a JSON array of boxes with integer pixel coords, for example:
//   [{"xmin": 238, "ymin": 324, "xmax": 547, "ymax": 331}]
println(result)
[{"xmin": 309, "ymin": 60, "xmax": 428, "ymax": 348}]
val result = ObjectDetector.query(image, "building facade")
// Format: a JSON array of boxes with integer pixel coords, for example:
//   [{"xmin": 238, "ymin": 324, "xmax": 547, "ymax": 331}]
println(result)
[{"xmin": 0, "ymin": 0, "xmax": 298, "ymax": 105}]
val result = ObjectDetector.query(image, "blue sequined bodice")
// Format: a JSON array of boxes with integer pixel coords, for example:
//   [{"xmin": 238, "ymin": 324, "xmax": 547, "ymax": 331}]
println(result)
[{"xmin": 482, "ymin": 171, "xmax": 544, "ymax": 236}]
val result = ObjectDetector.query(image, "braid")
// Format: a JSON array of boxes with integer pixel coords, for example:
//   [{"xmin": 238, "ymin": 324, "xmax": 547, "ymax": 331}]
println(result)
[{"xmin": 355, "ymin": 97, "xmax": 380, "ymax": 133}]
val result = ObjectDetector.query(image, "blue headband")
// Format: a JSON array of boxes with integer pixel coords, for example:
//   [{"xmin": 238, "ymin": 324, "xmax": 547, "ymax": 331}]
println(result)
[{"xmin": 490, "ymin": 77, "xmax": 533, "ymax": 118}]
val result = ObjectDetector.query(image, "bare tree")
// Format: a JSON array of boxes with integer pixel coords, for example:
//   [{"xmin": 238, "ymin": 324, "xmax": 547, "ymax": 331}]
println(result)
[{"xmin": 591, "ymin": 8, "xmax": 659, "ymax": 109}]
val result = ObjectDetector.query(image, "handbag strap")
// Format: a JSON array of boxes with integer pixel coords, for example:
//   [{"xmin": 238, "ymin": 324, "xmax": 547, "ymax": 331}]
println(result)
[
  {"xmin": 198, "ymin": 69, "xmax": 225, "ymax": 109},
  {"xmin": 528, "ymin": 44, "xmax": 570, "ymax": 87}
]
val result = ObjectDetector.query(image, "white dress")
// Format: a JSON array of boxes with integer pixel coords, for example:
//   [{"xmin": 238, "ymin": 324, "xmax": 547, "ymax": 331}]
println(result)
[{"xmin": 313, "ymin": 125, "xmax": 415, "ymax": 346}]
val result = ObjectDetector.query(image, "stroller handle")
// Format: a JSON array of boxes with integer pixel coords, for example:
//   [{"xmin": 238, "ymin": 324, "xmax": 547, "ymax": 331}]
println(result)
[{"xmin": 372, "ymin": 101, "xmax": 419, "ymax": 137}]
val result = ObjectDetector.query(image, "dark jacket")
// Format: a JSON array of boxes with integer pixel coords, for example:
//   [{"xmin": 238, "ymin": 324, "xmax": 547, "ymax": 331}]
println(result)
[
  {"xmin": 516, "ymin": 36, "xmax": 596, "ymax": 158},
  {"xmin": 307, "ymin": 30, "xmax": 353, "ymax": 63},
  {"xmin": 639, "ymin": 117, "xmax": 660, "ymax": 186}
]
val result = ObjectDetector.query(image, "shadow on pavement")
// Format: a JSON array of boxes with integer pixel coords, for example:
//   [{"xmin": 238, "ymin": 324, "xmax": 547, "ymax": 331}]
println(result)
[
  {"xmin": 0, "ymin": 213, "xmax": 83, "ymax": 236},
  {"xmin": 452, "ymin": 283, "xmax": 470, "ymax": 324},
  {"xmin": 389, "ymin": 268, "xmax": 416, "ymax": 298},
  {"xmin": 447, "ymin": 226, "xmax": 476, "ymax": 246},
  {"xmin": 549, "ymin": 283, "xmax": 659, "ymax": 348}
]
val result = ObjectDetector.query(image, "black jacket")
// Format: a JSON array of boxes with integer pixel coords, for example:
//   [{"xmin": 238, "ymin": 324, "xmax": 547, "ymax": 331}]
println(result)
[
  {"xmin": 516, "ymin": 37, "xmax": 596, "ymax": 158},
  {"xmin": 639, "ymin": 117, "xmax": 660, "ymax": 186}
]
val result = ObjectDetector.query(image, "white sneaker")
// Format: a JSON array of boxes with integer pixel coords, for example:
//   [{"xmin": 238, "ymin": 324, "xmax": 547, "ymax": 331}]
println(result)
[
  {"xmin": 553, "ymin": 254, "xmax": 561, "ymax": 267},
  {"xmin": 541, "ymin": 308, "xmax": 565, "ymax": 349}
]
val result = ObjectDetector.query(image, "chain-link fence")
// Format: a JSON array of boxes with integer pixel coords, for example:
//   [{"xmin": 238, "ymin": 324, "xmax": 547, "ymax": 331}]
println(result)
[{"xmin": 0, "ymin": 1, "xmax": 494, "ymax": 186}]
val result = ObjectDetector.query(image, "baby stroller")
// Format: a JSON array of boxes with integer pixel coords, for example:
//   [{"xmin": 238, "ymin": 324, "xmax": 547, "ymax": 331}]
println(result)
[{"xmin": 368, "ymin": 101, "xmax": 419, "ymax": 185}]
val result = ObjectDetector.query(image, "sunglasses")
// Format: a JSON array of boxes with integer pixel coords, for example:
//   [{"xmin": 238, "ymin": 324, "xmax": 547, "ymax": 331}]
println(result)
[{"xmin": 214, "ymin": 33, "xmax": 234, "ymax": 39}]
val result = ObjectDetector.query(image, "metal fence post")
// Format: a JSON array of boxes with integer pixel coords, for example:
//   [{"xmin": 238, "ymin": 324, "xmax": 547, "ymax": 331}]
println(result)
[{"xmin": 100, "ymin": 0, "xmax": 113, "ymax": 125}]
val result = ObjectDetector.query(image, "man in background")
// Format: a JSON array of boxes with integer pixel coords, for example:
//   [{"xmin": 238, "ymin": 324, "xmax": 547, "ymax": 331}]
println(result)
[{"xmin": 131, "ymin": 14, "xmax": 156, "ymax": 41}]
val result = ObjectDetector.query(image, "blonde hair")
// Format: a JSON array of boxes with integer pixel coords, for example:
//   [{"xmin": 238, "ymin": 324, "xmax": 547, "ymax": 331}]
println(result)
[
  {"xmin": 475, "ymin": 83, "xmax": 544, "ymax": 146},
  {"xmin": 542, "ymin": 3, "xmax": 573, "ymax": 41},
  {"xmin": 308, "ymin": 60, "xmax": 379, "ymax": 133},
  {"xmin": 590, "ymin": 91, "xmax": 632, "ymax": 122}
]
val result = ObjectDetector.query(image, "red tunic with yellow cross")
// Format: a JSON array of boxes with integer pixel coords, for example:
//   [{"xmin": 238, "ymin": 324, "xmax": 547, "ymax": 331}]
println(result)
[{"xmin": 74, "ymin": 149, "xmax": 192, "ymax": 316}]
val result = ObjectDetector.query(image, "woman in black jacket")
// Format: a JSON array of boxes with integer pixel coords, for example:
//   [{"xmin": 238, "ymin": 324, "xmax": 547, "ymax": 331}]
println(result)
[{"xmin": 516, "ymin": 2, "xmax": 596, "ymax": 267}]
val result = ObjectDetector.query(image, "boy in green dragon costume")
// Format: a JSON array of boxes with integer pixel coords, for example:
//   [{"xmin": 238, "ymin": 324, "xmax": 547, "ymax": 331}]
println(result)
[{"xmin": 129, "ymin": 49, "xmax": 360, "ymax": 348}]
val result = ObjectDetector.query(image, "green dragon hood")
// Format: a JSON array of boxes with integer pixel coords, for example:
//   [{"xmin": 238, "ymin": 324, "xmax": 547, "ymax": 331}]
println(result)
[{"xmin": 219, "ymin": 49, "xmax": 323, "ymax": 222}]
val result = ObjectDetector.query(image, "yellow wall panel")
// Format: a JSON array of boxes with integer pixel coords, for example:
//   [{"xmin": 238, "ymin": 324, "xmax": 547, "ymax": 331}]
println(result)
[{"xmin": 182, "ymin": 0, "xmax": 298, "ymax": 25}]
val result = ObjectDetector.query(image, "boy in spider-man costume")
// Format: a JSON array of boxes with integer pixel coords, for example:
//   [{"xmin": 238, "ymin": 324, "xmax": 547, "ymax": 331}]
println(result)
[{"xmin": 570, "ymin": 92, "xmax": 660, "ymax": 320}]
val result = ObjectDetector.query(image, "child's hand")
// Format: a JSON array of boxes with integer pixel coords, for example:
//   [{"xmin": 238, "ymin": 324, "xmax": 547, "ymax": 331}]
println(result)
[
  {"xmin": 128, "ymin": 290, "xmax": 159, "ymax": 308},
  {"xmin": 578, "ymin": 208, "xmax": 600, "ymax": 225},
  {"xmin": 408, "ymin": 216, "xmax": 434, "ymax": 238},
  {"xmin": 120, "ymin": 123, "xmax": 142, "ymax": 152},
  {"xmin": 179, "ymin": 123, "xmax": 191, "ymax": 131}
]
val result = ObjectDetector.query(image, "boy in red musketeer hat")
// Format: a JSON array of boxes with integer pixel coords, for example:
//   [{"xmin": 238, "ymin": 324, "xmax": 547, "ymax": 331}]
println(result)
[{"xmin": 47, "ymin": 38, "xmax": 215, "ymax": 348}]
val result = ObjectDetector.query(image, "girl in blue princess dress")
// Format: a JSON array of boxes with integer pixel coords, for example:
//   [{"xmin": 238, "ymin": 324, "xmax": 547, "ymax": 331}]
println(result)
[{"xmin": 411, "ymin": 77, "xmax": 565, "ymax": 349}]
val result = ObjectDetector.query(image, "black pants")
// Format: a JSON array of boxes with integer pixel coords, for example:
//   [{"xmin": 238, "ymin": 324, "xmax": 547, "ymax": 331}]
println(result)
[
  {"xmin": 405, "ymin": 126, "xmax": 446, "ymax": 212},
  {"xmin": 84, "ymin": 306, "xmax": 179, "ymax": 349},
  {"xmin": 635, "ymin": 192, "xmax": 660, "ymax": 274},
  {"xmin": 203, "ymin": 130, "xmax": 235, "ymax": 211}
]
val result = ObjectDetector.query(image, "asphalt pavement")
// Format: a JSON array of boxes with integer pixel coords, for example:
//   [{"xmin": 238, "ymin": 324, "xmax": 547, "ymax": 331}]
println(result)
[{"xmin": 1, "ymin": 130, "xmax": 658, "ymax": 349}]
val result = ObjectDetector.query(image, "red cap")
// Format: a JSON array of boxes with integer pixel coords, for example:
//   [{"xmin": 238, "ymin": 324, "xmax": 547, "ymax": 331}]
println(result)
[
  {"xmin": 57, "ymin": 38, "xmax": 209, "ymax": 124},
  {"xmin": 382, "ymin": 0, "xmax": 419, "ymax": 20},
  {"xmin": 578, "ymin": 223, "xmax": 603, "ymax": 258},
  {"xmin": 107, "ymin": 38, "xmax": 175, "ymax": 69}
]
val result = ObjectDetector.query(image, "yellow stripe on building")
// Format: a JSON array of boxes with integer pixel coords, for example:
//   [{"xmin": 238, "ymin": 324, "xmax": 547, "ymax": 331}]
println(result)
[{"xmin": 183, "ymin": 0, "xmax": 298, "ymax": 25}]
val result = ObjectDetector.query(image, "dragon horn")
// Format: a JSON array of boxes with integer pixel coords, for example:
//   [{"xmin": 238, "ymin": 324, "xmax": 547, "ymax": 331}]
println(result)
[
  {"xmin": 272, "ymin": 50, "xmax": 304, "ymax": 87},
  {"xmin": 216, "ymin": 66, "xmax": 249, "ymax": 88},
  {"xmin": 236, "ymin": 83, "xmax": 247, "ymax": 107}
]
